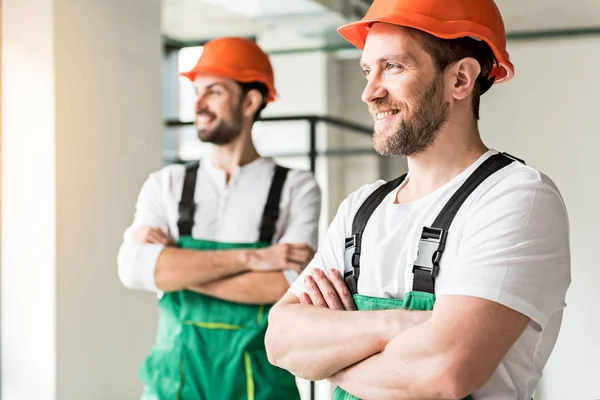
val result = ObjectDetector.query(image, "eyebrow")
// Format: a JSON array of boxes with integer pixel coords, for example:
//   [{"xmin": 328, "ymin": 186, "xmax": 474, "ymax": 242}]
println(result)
[
  {"xmin": 195, "ymin": 82, "xmax": 230, "ymax": 93},
  {"xmin": 360, "ymin": 53, "xmax": 417, "ymax": 69},
  {"xmin": 204, "ymin": 83, "xmax": 228, "ymax": 91}
]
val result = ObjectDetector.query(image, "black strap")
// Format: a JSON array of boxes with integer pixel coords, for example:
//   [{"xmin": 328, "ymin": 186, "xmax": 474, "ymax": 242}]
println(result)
[
  {"xmin": 345, "ymin": 152, "xmax": 524, "ymax": 295},
  {"xmin": 344, "ymin": 174, "xmax": 407, "ymax": 294},
  {"xmin": 177, "ymin": 162, "xmax": 200, "ymax": 237},
  {"xmin": 259, "ymin": 165, "xmax": 290, "ymax": 243},
  {"xmin": 177, "ymin": 162, "xmax": 289, "ymax": 241},
  {"xmin": 412, "ymin": 153, "xmax": 520, "ymax": 294}
]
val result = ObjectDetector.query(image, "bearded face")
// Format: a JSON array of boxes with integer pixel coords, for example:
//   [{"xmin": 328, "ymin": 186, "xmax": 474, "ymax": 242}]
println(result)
[{"xmin": 193, "ymin": 76, "xmax": 245, "ymax": 145}]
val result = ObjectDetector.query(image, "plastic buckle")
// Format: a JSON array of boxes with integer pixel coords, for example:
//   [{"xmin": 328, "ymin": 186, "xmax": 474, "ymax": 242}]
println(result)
[
  {"xmin": 344, "ymin": 233, "xmax": 361, "ymax": 280},
  {"xmin": 413, "ymin": 227, "xmax": 448, "ymax": 279}
]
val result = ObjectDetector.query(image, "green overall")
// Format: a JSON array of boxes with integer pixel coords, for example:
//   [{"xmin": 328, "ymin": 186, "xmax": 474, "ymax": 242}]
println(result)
[
  {"xmin": 333, "ymin": 153, "xmax": 519, "ymax": 400},
  {"xmin": 139, "ymin": 163, "xmax": 300, "ymax": 400}
]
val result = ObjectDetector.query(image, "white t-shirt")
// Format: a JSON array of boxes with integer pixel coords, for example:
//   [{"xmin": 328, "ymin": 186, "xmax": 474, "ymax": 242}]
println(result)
[
  {"xmin": 118, "ymin": 157, "xmax": 321, "ymax": 292},
  {"xmin": 289, "ymin": 150, "xmax": 571, "ymax": 399}
]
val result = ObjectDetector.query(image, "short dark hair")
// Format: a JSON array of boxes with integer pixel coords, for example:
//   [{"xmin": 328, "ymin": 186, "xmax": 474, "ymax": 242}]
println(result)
[
  {"xmin": 407, "ymin": 28, "xmax": 497, "ymax": 120},
  {"xmin": 237, "ymin": 81, "xmax": 269, "ymax": 122}
]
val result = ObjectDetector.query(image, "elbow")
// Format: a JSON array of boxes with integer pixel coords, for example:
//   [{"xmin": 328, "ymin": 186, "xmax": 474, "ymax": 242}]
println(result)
[
  {"xmin": 117, "ymin": 243, "xmax": 157, "ymax": 291},
  {"xmin": 265, "ymin": 303, "xmax": 324, "ymax": 381},
  {"xmin": 265, "ymin": 302, "xmax": 301, "ymax": 373},
  {"xmin": 432, "ymin": 359, "xmax": 488, "ymax": 400},
  {"xmin": 264, "ymin": 303, "xmax": 287, "ymax": 367},
  {"xmin": 118, "ymin": 262, "xmax": 141, "ymax": 290}
]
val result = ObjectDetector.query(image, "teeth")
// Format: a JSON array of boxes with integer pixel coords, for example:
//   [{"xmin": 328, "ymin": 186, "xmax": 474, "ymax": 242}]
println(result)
[
  {"xmin": 376, "ymin": 110, "xmax": 399, "ymax": 120},
  {"xmin": 196, "ymin": 115, "xmax": 213, "ymax": 127}
]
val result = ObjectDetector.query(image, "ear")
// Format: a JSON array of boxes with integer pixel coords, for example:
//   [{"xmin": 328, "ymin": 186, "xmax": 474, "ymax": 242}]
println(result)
[
  {"xmin": 450, "ymin": 58, "xmax": 481, "ymax": 101},
  {"xmin": 242, "ymin": 89, "xmax": 264, "ymax": 119}
]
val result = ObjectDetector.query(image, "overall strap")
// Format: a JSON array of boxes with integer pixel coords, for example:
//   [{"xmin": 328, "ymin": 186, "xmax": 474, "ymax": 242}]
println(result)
[
  {"xmin": 177, "ymin": 162, "xmax": 200, "ymax": 237},
  {"xmin": 412, "ymin": 152, "xmax": 522, "ymax": 294},
  {"xmin": 344, "ymin": 152, "xmax": 524, "ymax": 295},
  {"xmin": 259, "ymin": 165, "xmax": 290, "ymax": 243},
  {"xmin": 344, "ymin": 174, "xmax": 408, "ymax": 294}
]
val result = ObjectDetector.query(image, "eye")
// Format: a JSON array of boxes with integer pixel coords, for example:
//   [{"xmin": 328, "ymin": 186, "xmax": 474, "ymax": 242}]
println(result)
[
  {"xmin": 386, "ymin": 62, "xmax": 402, "ymax": 71},
  {"xmin": 362, "ymin": 69, "xmax": 371, "ymax": 79}
]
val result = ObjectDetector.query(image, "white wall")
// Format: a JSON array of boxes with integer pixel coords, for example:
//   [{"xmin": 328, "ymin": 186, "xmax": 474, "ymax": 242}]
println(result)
[
  {"xmin": 480, "ymin": 35, "xmax": 600, "ymax": 400},
  {"xmin": 2, "ymin": 0, "xmax": 163, "ymax": 399}
]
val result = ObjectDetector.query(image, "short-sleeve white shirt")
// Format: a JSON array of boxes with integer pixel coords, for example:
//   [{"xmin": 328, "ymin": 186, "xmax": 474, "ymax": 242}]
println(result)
[{"xmin": 289, "ymin": 150, "xmax": 570, "ymax": 399}]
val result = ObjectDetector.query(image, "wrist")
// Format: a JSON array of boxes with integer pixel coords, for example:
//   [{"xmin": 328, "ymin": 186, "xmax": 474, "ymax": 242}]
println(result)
[
  {"xmin": 379, "ymin": 309, "xmax": 432, "ymax": 347},
  {"xmin": 237, "ymin": 248, "xmax": 258, "ymax": 272}
]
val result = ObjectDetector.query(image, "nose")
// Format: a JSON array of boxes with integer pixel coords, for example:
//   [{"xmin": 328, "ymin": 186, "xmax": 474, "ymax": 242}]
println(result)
[
  {"xmin": 195, "ymin": 92, "xmax": 208, "ymax": 113},
  {"xmin": 362, "ymin": 75, "xmax": 388, "ymax": 104}
]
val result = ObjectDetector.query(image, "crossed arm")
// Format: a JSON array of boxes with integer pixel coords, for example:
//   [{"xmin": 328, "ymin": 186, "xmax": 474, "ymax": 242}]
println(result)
[
  {"xmin": 132, "ymin": 227, "xmax": 314, "ymax": 304},
  {"xmin": 265, "ymin": 268, "xmax": 530, "ymax": 400}
]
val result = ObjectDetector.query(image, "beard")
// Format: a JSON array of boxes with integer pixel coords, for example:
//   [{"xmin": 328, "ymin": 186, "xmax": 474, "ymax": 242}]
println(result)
[
  {"xmin": 371, "ymin": 74, "xmax": 450, "ymax": 157},
  {"xmin": 196, "ymin": 102, "xmax": 243, "ymax": 145}
]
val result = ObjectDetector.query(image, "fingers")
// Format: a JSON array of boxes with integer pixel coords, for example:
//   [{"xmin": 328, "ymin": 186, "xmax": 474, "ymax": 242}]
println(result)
[
  {"xmin": 310, "ymin": 269, "xmax": 344, "ymax": 310},
  {"xmin": 147, "ymin": 229, "xmax": 170, "ymax": 245},
  {"xmin": 135, "ymin": 227, "xmax": 172, "ymax": 245},
  {"xmin": 299, "ymin": 292, "xmax": 313, "ymax": 305},
  {"xmin": 285, "ymin": 260, "xmax": 305, "ymax": 274},
  {"xmin": 328, "ymin": 269, "xmax": 357, "ymax": 311},
  {"xmin": 289, "ymin": 248, "xmax": 314, "ymax": 264},
  {"xmin": 304, "ymin": 275, "xmax": 327, "ymax": 308}
]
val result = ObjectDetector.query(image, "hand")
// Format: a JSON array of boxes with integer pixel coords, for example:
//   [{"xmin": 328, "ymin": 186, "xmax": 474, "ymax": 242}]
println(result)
[
  {"xmin": 300, "ymin": 268, "xmax": 356, "ymax": 310},
  {"xmin": 248, "ymin": 243, "xmax": 315, "ymax": 274},
  {"xmin": 134, "ymin": 226, "xmax": 175, "ymax": 246}
]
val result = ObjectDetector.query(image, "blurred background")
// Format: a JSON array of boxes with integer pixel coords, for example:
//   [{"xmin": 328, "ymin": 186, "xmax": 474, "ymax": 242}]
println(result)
[{"xmin": 1, "ymin": 0, "xmax": 599, "ymax": 399}]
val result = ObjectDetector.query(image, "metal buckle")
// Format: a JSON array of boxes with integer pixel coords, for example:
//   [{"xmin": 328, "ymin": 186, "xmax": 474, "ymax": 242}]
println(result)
[{"xmin": 413, "ymin": 227, "xmax": 448, "ymax": 279}]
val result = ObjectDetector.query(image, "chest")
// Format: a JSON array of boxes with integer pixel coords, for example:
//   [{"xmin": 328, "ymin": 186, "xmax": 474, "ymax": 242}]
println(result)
[
  {"xmin": 163, "ymin": 169, "xmax": 279, "ymax": 241},
  {"xmin": 350, "ymin": 197, "xmax": 465, "ymax": 299}
]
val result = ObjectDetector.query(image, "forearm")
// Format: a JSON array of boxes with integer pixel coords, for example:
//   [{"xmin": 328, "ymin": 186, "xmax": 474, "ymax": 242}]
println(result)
[
  {"xmin": 329, "ymin": 321, "xmax": 465, "ymax": 400},
  {"xmin": 266, "ymin": 299, "xmax": 430, "ymax": 381},
  {"xmin": 188, "ymin": 271, "xmax": 289, "ymax": 304},
  {"xmin": 155, "ymin": 247, "xmax": 251, "ymax": 292}
]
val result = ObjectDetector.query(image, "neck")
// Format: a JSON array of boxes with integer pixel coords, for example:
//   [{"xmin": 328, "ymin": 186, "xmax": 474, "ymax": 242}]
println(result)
[
  {"xmin": 397, "ymin": 118, "xmax": 487, "ymax": 203},
  {"xmin": 211, "ymin": 125, "xmax": 260, "ymax": 181}
]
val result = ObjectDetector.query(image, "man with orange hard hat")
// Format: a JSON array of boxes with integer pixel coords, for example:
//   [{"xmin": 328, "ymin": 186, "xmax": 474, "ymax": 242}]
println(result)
[
  {"xmin": 118, "ymin": 37, "xmax": 320, "ymax": 399},
  {"xmin": 266, "ymin": 1, "xmax": 570, "ymax": 399}
]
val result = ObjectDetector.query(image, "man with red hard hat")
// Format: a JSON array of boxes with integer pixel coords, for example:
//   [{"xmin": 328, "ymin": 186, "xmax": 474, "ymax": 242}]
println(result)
[
  {"xmin": 266, "ymin": 1, "xmax": 570, "ymax": 399},
  {"xmin": 118, "ymin": 37, "xmax": 320, "ymax": 399}
]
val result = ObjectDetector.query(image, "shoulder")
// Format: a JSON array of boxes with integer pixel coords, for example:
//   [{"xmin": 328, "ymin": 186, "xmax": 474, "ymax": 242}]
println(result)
[
  {"xmin": 151, "ymin": 162, "xmax": 190, "ymax": 180},
  {"xmin": 470, "ymin": 159, "xmax": 567, "ymax": 219},
  {"xmin": 335, "ymin": 180, "xmax": 391, "ymax": 223},
  {"xmin": 269, "ymin": 161, "xmax": 322, "ymax": 197},
  {"xmin": 462, "ymin": 158, "xmax": 569, "ymax": 245},
  {"xmin": 139, "ymin": 162, "xmax": 195, "ymax": 195}
]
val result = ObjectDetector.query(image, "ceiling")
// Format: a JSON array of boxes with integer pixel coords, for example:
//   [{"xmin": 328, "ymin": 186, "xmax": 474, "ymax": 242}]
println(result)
[{"xmin": 161, "ymin": 0, "xmax": 600, "ymax": 50}]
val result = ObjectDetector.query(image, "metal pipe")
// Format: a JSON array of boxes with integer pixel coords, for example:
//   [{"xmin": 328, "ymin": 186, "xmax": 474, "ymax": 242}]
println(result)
[
  {"xmin": 309, "ymin": 118, "xmax": 318, "ymax": 174},
  {"xmin": 164, "ymin": 114, "xmax": 372, "ymax": 136}
]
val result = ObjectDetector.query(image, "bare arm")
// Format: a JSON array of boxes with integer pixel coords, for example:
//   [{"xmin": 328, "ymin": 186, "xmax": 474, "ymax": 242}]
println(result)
[
  {"xmin": 188, "ymin": 271, "xmax": 289, "ymax": 304},
  {"xmin": 154, "ymin": 246, "xmax": 251, "ymax": 291},
  {"xmin": 265, "ymin": 268, "xmax": 431, "ymax": 381},
  {"xmin": 328, "ymin": 295, "xmax": 530, "ymax": 400},
  {"xmin": 138, "ymin": 227, "xmax": 310, "ymax": 293},
  {"xmin": 184, "ymin": 240, "xmax": 315, "ymax": 305}
]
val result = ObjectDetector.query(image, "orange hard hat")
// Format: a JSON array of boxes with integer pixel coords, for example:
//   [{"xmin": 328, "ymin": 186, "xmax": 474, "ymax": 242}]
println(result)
[
  {"xmin": 338, "ymin": 0, "xmax": 514, "ymax": 83},
  {"xmin": 180, "ymin": 37, "xmax": 278, "ymax": 102}
]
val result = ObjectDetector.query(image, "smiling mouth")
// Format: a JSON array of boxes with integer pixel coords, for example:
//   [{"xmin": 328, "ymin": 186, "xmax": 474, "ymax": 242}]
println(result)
[
  {"xmin": 196, "ymin": 113, "xmax": 216, "ymax": 127},
  {"xmin": 375, "ymin": 109, "xmax": 400, "ymax": 121}
]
